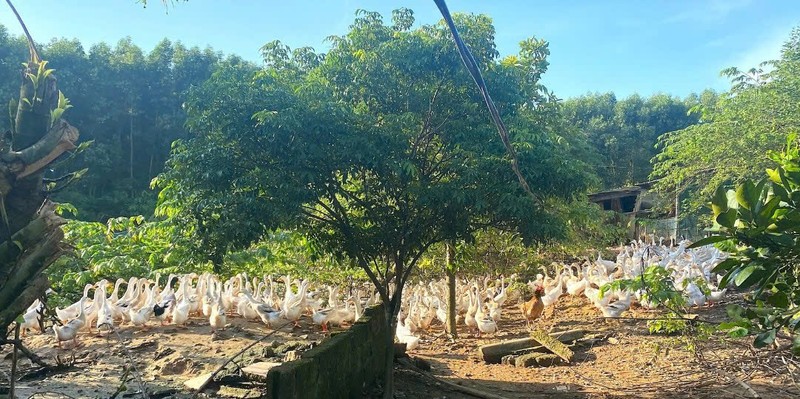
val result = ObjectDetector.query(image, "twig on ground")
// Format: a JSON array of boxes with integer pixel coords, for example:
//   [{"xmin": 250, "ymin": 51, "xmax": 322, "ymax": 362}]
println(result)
[
  {"xmin": 10, "ymin": 323, "xmax": 19, "ymax": 399},
  {"xmin": 0, "ymin": 338, "xmax": 55, "ymax": 368},
  {"xmin": 193, "ymin": 321, "xmax": 292, "ymax": 395},
  {"xmin": 397, "ymin": 357, "xmax": 511, "ymax": 399},
  {"xmin": 26, "ymin": 392, "xmax": 78, "ymax": 399},
  {"xmin": 108, "ymin": 366, "xmax": 132, "ymax": 399},
  {"xmin": 110, "ymin": 327, "xmax": 150, "ymax": 399}
]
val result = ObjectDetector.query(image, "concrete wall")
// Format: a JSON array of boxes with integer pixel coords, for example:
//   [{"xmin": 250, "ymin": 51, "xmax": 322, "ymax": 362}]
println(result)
[{"xmin": 265, "ymin": 305, "xmax": 388, "ymax": 399}]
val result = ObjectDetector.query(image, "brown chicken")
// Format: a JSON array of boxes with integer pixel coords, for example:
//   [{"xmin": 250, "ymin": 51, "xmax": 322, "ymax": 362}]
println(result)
[{"xmin": 520, "ymin": 285, "xmax": 545, "ymax": 329}]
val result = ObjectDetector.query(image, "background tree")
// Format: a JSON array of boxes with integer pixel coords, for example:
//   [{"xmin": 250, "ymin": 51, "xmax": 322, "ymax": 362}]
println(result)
[
  {"xmin": 0, "ymin": 29, "xmax": 223, "ymax": 220},
  {"xmin": 156, "ymin": 9, "xmax": 594, "ymax": 395},
  {"xmin": 562, "ymin": 92, "xmax": 699, "ymax": 189}
]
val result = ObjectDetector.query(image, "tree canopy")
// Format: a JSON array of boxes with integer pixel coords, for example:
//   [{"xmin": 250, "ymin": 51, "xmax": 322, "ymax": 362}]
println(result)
[
  {"xmin": 155, "ymin": 7, "xmax": 593, "ymax": 341},
  {"xmin": 561, "ymin": 92, "xmax": 700, "ymax": 189}
]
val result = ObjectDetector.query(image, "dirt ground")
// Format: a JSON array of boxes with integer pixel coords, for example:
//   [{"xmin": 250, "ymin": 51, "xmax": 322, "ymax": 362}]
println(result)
[
  {"xmin": 1, "ymin": 316, "xmax": 325, "ymax": 399},
  {"xmin": 398, "ymin": 294, "xmax": 800, "ymax": 399},
  {"xmin": 2, "ymin": 294, "xmax": 800, "ymax": 399}
]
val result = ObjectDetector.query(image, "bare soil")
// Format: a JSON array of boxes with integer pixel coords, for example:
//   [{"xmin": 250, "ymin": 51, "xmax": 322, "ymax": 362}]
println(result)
[
  {"xmin": 398, "ymin": 294, "xmax": 800, "ymax": 399},
  {"xmin": 1, "ymin": 316, "xmax": 325, "ymax": 399},
  {"xmin": 2, "ymin": 294, "xmax": 799, "ymax": 399}
]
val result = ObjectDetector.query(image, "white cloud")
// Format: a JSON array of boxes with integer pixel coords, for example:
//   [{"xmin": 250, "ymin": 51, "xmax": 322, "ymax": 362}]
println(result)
[
  {"xmin": 714, "ymin": 26, "xmax": 790, "ymax": 88},
  {"xmin": 664, "ymin": 0, "xmax": 752, "ymax": 24},
  {"xmin": 729, "ymin": 27, "xmax": 788, "ymax": 70}
]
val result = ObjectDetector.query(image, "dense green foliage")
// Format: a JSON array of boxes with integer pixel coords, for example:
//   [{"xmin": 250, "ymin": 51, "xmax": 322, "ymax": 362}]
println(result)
[
  {"xmin": 653, "ymin": 28, "xmax": 800, "ymax": 211},
  {"xmin": 694, "ymin": 137, "xmax": 800, "ymax": 350},
  {"xmin": 155, "ymin": 10, "xmax": 598, "ymax": 278},
  {"xmin": 562, "ymin": 92, "xmax": 701, "ymax": 189},
  {"xmin": 0, "ymin": 26, "xmax": 224, "ymax": 220}
]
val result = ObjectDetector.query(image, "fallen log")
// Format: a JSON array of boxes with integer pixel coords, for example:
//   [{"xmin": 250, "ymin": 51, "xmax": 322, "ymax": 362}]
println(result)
[{"xmin": 478, "ymin": 329, "xmax": 584, "ymax": 363}]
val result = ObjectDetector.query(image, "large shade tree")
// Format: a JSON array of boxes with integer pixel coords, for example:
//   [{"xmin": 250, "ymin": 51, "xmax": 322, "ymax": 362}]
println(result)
[{"xmin": 156, "ymin": 9, "xmax": 594, "ymax": 395}]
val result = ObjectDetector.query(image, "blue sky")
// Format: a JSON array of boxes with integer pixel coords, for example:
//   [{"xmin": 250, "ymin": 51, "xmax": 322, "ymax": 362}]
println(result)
[{"xmin": 1, "ymin": 0, "xmax": 798, "ymax": 99}]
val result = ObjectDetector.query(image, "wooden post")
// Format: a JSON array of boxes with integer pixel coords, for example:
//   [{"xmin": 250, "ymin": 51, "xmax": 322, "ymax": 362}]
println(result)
[
  {"xmin": 10, "ymin": 323, "xmax": 19, "ymax": 398},
  {"xmin": 445, "ymin": 240, "xmax": 457, "ymax": 339}
]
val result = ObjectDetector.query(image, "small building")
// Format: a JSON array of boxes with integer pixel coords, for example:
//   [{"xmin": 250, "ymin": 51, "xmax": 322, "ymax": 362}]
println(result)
[{"xmin": 588, "ymin": 181, "xmax": 678, "ymax": 241}]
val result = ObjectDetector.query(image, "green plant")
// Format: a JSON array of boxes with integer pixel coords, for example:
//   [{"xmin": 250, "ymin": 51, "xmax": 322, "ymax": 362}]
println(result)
[
  {"xmin": 601, "ymin": 264, "xmax": 687, "ymax": 310},
  {"xmin": 694, "ymin": 134, "xmax": 800, "ymax": 350},
  {"xmin": 600, "ymin": 265, "xmax": 696, "ymax": 335}
]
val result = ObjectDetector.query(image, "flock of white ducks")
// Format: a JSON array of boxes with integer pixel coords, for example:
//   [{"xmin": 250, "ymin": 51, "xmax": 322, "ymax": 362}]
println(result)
[
  {"xmin": 23, "ymin": 240, "xmax": 728, "ymax": 351},
  {"xmin": 395, "ymin": 240, "xmax": 728, "ymax": 349},
  {"xmin": 21, "ymin": 273, "xmax": 381, "ymax": 348}
]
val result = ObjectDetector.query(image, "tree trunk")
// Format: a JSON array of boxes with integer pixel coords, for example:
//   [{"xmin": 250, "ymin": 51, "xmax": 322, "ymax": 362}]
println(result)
[
  {"xmin": 381, "ymin": 266, "xmax": 407, "ymax": 399},
  {"xmin": 129, "ymin": 112, "xmax": 134, "ymax": 181},
  {"xmin": 445, "ymin": 240, "xmax": 457, "ymax": 339},
  {"xmin": 210, "ymin": 250, "xmax": 223, "ymax": 274},
  {"xmin": 0, "ymin": 39, "xmax": 78, "ymax": 333},
  {"xmin": 382, "ymin": 307, "xmax": 397, "ymax": 399}
]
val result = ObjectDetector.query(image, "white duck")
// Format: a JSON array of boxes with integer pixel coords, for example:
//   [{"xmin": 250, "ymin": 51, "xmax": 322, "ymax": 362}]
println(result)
[
  {"xmin": 475, "ymin": 290, "xmax": 497, "ymax": 336},
  {"xmin": 396, "ymin": 312, "xmax": 420, "ymax": 350},
  {"xmin": 312, "ymin": 306, "xmax": 353, "ymax": 332},
  {"xmin": 684, "ymin": 282, "xmax": 707, "ymax": 307},
  {"xmin": 56, "ymin": 283, "xmax": 94, "ymax": 323},
  {"xmin": 209, "ymin": 292, "xmax": 227, "ymax": 332},
  {"xmin": 598, "ymin": 290, "xmax": 632, "ymax": 318},
  {"xmin": 492, "ymin": 277, "xmax": 508, "ymax": 307},
  {"xmin": 129, "ymin": 284, "xmax": 156, "ymax": 328},
  {"xmin": 255, "ymin": 304, "xmax": 282, "ymax": 328},
  {"xmin": 281, "ymin": 280, "xmax": 309, "ymax": 327},
  {"xmin": 172, "ymin": 276, "xmax": 192, "ymax": 326},
  {"xmin": 21, "ymin": 299, "xmax": 44, "ymax": 337},
  {"xmin": 566, "ymin": 269, "xmax": 588, "ymax": 296},
  {"xmin": 596, "ymin": 252, "xmax": 617, "ymax": 274},
  {"xmin": 95, "ymin": 280, "xmax": 115, "ymax": 332},
  {"xmin": 54, "ymin": 297, "xmax": 87, "ymax": 348},
  {"xmin": 464, "ymin": 289, "xmax": 478, "ymax": 333}
]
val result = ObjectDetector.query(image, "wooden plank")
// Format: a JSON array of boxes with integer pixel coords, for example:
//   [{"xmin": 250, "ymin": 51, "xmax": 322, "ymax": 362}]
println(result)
[
  {"xmin": 184, "ymin": 372, "xmax": 213, "ymax": 390},
  {"xmin": 241, "ymin": 361, "xmax": 283, "ymax": 378},
  {"xmin": 529, "ymin": 329, "xmax": 573, "ymax": 363}
]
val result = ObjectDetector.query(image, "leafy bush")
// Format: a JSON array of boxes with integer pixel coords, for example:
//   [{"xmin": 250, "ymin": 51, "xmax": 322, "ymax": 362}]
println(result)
[
  {"xmin": 601, "ymin": 265, "xmax": 687, "ymax": 310},
  {"xmin": 49, "ymin": 214, "xmax": 195, "ymax": 303},
  {"xmin": 696, "ymin": 135, "xmax": 800, "ymax": 350},
  {"xmin": 223, "ymin": 230, "xmax": 366, "ymax": 285},
  {"xmin": 600, "ymin": 264, "xmax": 694, "ymax": 335}
]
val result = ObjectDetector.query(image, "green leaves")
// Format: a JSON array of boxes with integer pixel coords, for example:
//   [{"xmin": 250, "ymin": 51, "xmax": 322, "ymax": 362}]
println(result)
[
  {"xmin": 733, "ymin": 265, "xmax": 764, "ymax": 288},
  {"xmin": 698, "ymin": 134, "xmax": 800, "ymax": 349},
  {"xmin": 754, "ymin": 329, "xmax": 776, "ymax": 348},
  {"xmin": 687, "ymin": 235, "xmax": 730, "ymax": 248}
]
